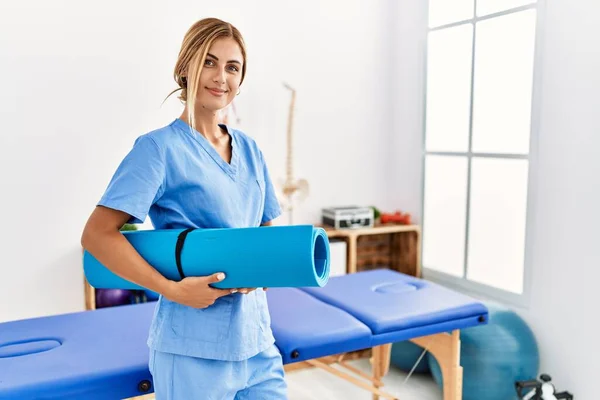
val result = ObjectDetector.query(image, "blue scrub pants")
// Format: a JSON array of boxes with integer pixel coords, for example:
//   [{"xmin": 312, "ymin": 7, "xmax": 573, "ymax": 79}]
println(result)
[{"xmin": 149, "ymin": 343, "xmax": 288, "ymax": 399}]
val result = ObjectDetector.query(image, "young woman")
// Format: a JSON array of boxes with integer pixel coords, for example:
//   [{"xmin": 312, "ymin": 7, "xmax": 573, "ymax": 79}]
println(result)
[{"xmin": 81, "ymin": 17, "xmax": 287, "ymax": 399}]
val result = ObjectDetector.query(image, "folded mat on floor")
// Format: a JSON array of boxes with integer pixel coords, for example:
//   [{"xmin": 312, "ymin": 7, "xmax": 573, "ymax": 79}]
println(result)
[
  {"xmin": 0, "ymin": 269, "xmax": 488, "ymax": 399},
  {"xmin": 83, "ymin": 225, "xmax": 330, "ymax": 289}
]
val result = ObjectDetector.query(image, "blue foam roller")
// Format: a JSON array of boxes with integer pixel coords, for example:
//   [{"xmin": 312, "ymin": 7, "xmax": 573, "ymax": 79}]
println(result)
[{"xmin": 84, "ymin": 225, "xmax": 330, "ymax": 289}]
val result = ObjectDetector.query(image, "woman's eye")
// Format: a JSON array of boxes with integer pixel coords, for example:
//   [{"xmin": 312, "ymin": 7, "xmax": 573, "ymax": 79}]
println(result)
[
  {"xmin": 205, "ymin": 59, "xmax": 215, "ymax": 66},
  {"xmin": 228, "ymin": 65, "xmax": 239, "ymax": 72}
]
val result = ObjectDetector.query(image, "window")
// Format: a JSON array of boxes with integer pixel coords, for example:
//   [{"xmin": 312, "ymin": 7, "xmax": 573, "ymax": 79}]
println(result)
[{"xmin": 421, "ymin": 0, "xmax": 540, "ymax": 304}]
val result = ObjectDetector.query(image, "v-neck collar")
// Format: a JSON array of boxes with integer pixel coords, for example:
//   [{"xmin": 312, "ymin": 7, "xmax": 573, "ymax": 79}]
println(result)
[{"xmin": 173, "ymin": 117, "xmax": 238, "ymax": 179}]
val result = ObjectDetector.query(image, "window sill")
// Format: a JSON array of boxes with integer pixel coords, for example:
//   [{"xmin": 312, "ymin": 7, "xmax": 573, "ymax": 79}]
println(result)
[{"xmin": 422, "ymin": 267, "xmax": 531, "ymax": 309}]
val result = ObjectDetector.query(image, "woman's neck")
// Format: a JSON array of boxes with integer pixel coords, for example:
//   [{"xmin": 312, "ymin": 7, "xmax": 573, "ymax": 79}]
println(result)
[{"xmin": 179, "ymin": 106, "xmax": 225, "ymax": 144}]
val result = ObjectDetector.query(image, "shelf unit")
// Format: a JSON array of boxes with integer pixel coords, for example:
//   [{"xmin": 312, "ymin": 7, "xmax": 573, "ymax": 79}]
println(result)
[{"xmin": 320, "ymin": 223, "xmax": 421, "ymax": 277}]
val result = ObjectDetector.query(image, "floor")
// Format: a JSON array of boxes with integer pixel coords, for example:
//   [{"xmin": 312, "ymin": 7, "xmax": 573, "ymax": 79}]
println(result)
[
  {"xmin": 286, "ymin": 358, "xmax": 441, "ymax": 400},
  {"xmin": 138, "ymin": 358, "xmax": 442, "ymax": 399}
]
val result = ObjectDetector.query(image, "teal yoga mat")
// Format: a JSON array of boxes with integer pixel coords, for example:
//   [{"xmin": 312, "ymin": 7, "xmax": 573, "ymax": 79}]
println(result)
[{"xmin": 83, "ymin": 225, "xmax": 330, "ymax": 289}]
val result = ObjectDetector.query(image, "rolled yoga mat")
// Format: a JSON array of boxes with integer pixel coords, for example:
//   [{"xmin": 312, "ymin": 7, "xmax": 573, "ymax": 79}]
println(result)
[{"xmin": 83, "ymin": 225, "xmax": 330, "ymax": 290}]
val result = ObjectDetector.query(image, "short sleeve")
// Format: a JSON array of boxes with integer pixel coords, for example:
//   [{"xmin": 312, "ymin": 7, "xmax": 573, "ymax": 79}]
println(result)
[
  {"xmin": 97, "ymin": 135, "xmax": 166, "ymax": 224},
  {"xmin": 259, "ymin": 151, "xmax": 282, "ymax": 225}
]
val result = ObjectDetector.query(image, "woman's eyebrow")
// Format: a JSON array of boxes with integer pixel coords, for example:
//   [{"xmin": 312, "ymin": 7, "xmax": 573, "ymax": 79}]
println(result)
[{"xmin": 207, "ymin": 53, "xmax": 242, "ymax": 65}]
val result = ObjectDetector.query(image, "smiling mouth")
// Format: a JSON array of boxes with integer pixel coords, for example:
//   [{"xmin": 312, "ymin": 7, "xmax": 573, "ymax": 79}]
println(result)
[{"xmin": 207, "ymin": 88, "xmax": 227, "ymax": 96}]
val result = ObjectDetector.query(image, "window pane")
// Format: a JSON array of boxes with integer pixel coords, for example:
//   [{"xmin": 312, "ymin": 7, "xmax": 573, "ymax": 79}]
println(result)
[
  {"xmin": 428, "ymin": 0, "xmax": 474, "ymax": 28},
  {"xmin": 471, "ymin": 9, "xmax": 537, "ymax": 154},
  {"xmin": 423, "ymin": 155, "xmax": 469, "ymax": 277},
  {"xmin": 477, "ymin": 0, "xmax": 536, "ymax": 17},
  {"xmin": 426, "ymin": 24, "xmax": 473, "ymax": 152},
  {"xmin": 466, "ymin": 157, "xmax": 529, "ymax": 293}
]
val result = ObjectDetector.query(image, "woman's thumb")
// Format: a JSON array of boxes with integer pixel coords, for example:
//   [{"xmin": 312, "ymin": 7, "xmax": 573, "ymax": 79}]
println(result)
[{"xmin": 206, "ymin": 272, "xmax": 226, "ymax": 283}]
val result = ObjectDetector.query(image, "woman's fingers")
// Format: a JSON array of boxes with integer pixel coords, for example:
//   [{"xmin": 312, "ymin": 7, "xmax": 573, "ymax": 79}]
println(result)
[{"xmin": 234, "ymin": 288, "xmax": 257, "ymax": 294}]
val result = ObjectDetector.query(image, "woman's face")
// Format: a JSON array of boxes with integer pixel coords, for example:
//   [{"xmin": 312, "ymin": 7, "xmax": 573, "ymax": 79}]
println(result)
[{"xmin": 196, "ymin": 37, "xmax": 244, "ymax": 113}]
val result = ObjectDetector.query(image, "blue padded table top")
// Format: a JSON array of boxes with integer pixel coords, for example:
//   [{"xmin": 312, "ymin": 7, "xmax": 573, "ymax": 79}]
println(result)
[
  {"xmin": 267, "ymin": 288, "xmax": 372, "ymax": 364},
  {"xmin": 301, "ymin": 269, "xmax": 488, "ymax": 336},
  {"xmin": 0, "ymin": 302, "xmax": 155, "ymax": 400},
  {"xmin": 267, "ymin": 269, "xmax": 487, "ymax": 364},
  {"xmin": 0, "ymin": 269, "xmax": 488, "ymax": 398}
]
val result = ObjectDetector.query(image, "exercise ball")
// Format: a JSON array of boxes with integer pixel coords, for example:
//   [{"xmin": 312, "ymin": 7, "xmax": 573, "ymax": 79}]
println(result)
[
  {"xmin": 390, "ymin": 341, "xmax": 430, "ymax": 374},
  {"xmin": 428, "ymin": 302, "xmax": 539, "ymax": 400},
  {"xmin": 96, "ymin": 289, "xmax": 133, "ymax": 308}
]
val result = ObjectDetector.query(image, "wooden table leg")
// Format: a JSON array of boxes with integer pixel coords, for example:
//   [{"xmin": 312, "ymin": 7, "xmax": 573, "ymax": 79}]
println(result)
[
  {"xmin": 411, "ymin": 330, "xmax": 462, "ymax": 400},
  {"xmin": 347, "ymin": 235, "xmax": 358, "ymax": 274},
  {"xmin": 371, "ymin": 344, "xmax": 393, "ymax": 400}
]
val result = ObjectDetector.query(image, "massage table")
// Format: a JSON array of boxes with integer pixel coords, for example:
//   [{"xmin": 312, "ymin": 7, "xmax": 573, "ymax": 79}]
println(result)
[{"xmin": 0, "ymin": 269, "xmax": 488, "ymax": 400}]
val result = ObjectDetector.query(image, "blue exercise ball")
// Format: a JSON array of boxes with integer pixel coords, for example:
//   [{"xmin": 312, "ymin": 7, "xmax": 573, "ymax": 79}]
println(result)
[
  {"xmin": 390, "ymin": 340, "xmax": 430, "ymax": 374},
  {"xmin": 428, "ymin": 302, "xmax": 539, "ymax": 400}
]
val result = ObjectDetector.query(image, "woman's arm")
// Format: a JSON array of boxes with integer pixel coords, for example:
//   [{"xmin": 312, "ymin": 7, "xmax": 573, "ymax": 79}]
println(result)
[
  {"xmin": 81, "ymin": 206, "xmax": 232, "ymax": 307},
  {"xmin": 81, "ymin": 206, "xmax": 177, "ymax": 297}
]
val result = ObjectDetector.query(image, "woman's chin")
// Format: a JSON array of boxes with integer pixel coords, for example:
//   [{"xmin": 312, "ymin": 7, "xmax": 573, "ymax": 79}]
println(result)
[{"xmin": 197, "ymin": 98, "xmax": 230, "ymax": 114}]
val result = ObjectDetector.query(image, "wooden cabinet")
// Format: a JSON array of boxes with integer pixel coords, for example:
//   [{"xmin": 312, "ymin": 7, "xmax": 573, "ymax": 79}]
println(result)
[
  {"xmin": 84, "ymin": 276, "xmax": 96, "ymax": 310},
  {"xmin": 320, "ymin": 223, "xmax": 422, "ymax": 277}
]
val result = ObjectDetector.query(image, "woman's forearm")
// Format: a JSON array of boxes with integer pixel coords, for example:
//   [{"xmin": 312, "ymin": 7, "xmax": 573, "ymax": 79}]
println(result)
[{"xmin": 82, "ymin": 229, "xmax": 175, "ymax": 297}]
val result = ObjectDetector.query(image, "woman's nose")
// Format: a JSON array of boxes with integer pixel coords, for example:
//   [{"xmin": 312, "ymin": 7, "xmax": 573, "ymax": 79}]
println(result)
[{"xmin": 213, "ymin": 67, "xmax": 226, "ymax": 84}]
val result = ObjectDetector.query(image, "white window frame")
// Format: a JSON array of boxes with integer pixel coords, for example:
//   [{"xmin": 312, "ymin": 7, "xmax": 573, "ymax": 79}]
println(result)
[{"xmin": 420, "ymin": 1, "xmax": 546, "ymax": 308}]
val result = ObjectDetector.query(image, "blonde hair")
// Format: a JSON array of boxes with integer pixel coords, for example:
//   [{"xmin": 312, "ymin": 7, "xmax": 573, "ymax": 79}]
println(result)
[{"xmin": 165, "ymin": 18, "xmax": 247, "ymax": 131}]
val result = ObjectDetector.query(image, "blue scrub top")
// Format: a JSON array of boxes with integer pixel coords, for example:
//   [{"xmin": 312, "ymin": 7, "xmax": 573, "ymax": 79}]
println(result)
[{"xmin": 97, "ymin": 118, "xmax": 282, "ymax": 361}]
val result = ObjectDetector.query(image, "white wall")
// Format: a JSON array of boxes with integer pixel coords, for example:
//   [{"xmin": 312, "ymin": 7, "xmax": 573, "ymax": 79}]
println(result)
[
  {"xmin": 389, "ymin": 0, "xmax": 427, "ymax": 222},
  {"xmin": 391, "ymin": 0, "xmax": 600, "ymax": 397},
  {"xmin": 0, "ymin": 0, "xmax": 395, "ymax": 322},
  {"xmin": 517, "ymin": 0, "xmax": 600, "ymax": 396}
]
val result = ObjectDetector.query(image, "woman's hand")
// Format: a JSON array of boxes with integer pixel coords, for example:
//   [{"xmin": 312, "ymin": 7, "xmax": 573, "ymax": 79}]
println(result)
[
  {"xmin": 164, "ymin": 272, "xmax": 234, "ymax": 309},
  {"xmin": 231, "ymin": 287, "xmax": 268, "ymax": 294}
]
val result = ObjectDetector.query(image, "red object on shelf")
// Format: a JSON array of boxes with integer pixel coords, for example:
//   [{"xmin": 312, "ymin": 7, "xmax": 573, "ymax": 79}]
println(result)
[{"xmin": 380, "ymin": 211, "xmax": 412, "ymax": 225}]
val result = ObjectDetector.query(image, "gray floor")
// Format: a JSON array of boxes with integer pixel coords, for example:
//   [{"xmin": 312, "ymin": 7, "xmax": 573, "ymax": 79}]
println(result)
[
  {"xmin": 142, "ymin": 359, "xmax": 441, "ymax": 399},
  {"xmin": 286, "ymin": 358, "xmax": 441, "ymax": 400}
]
